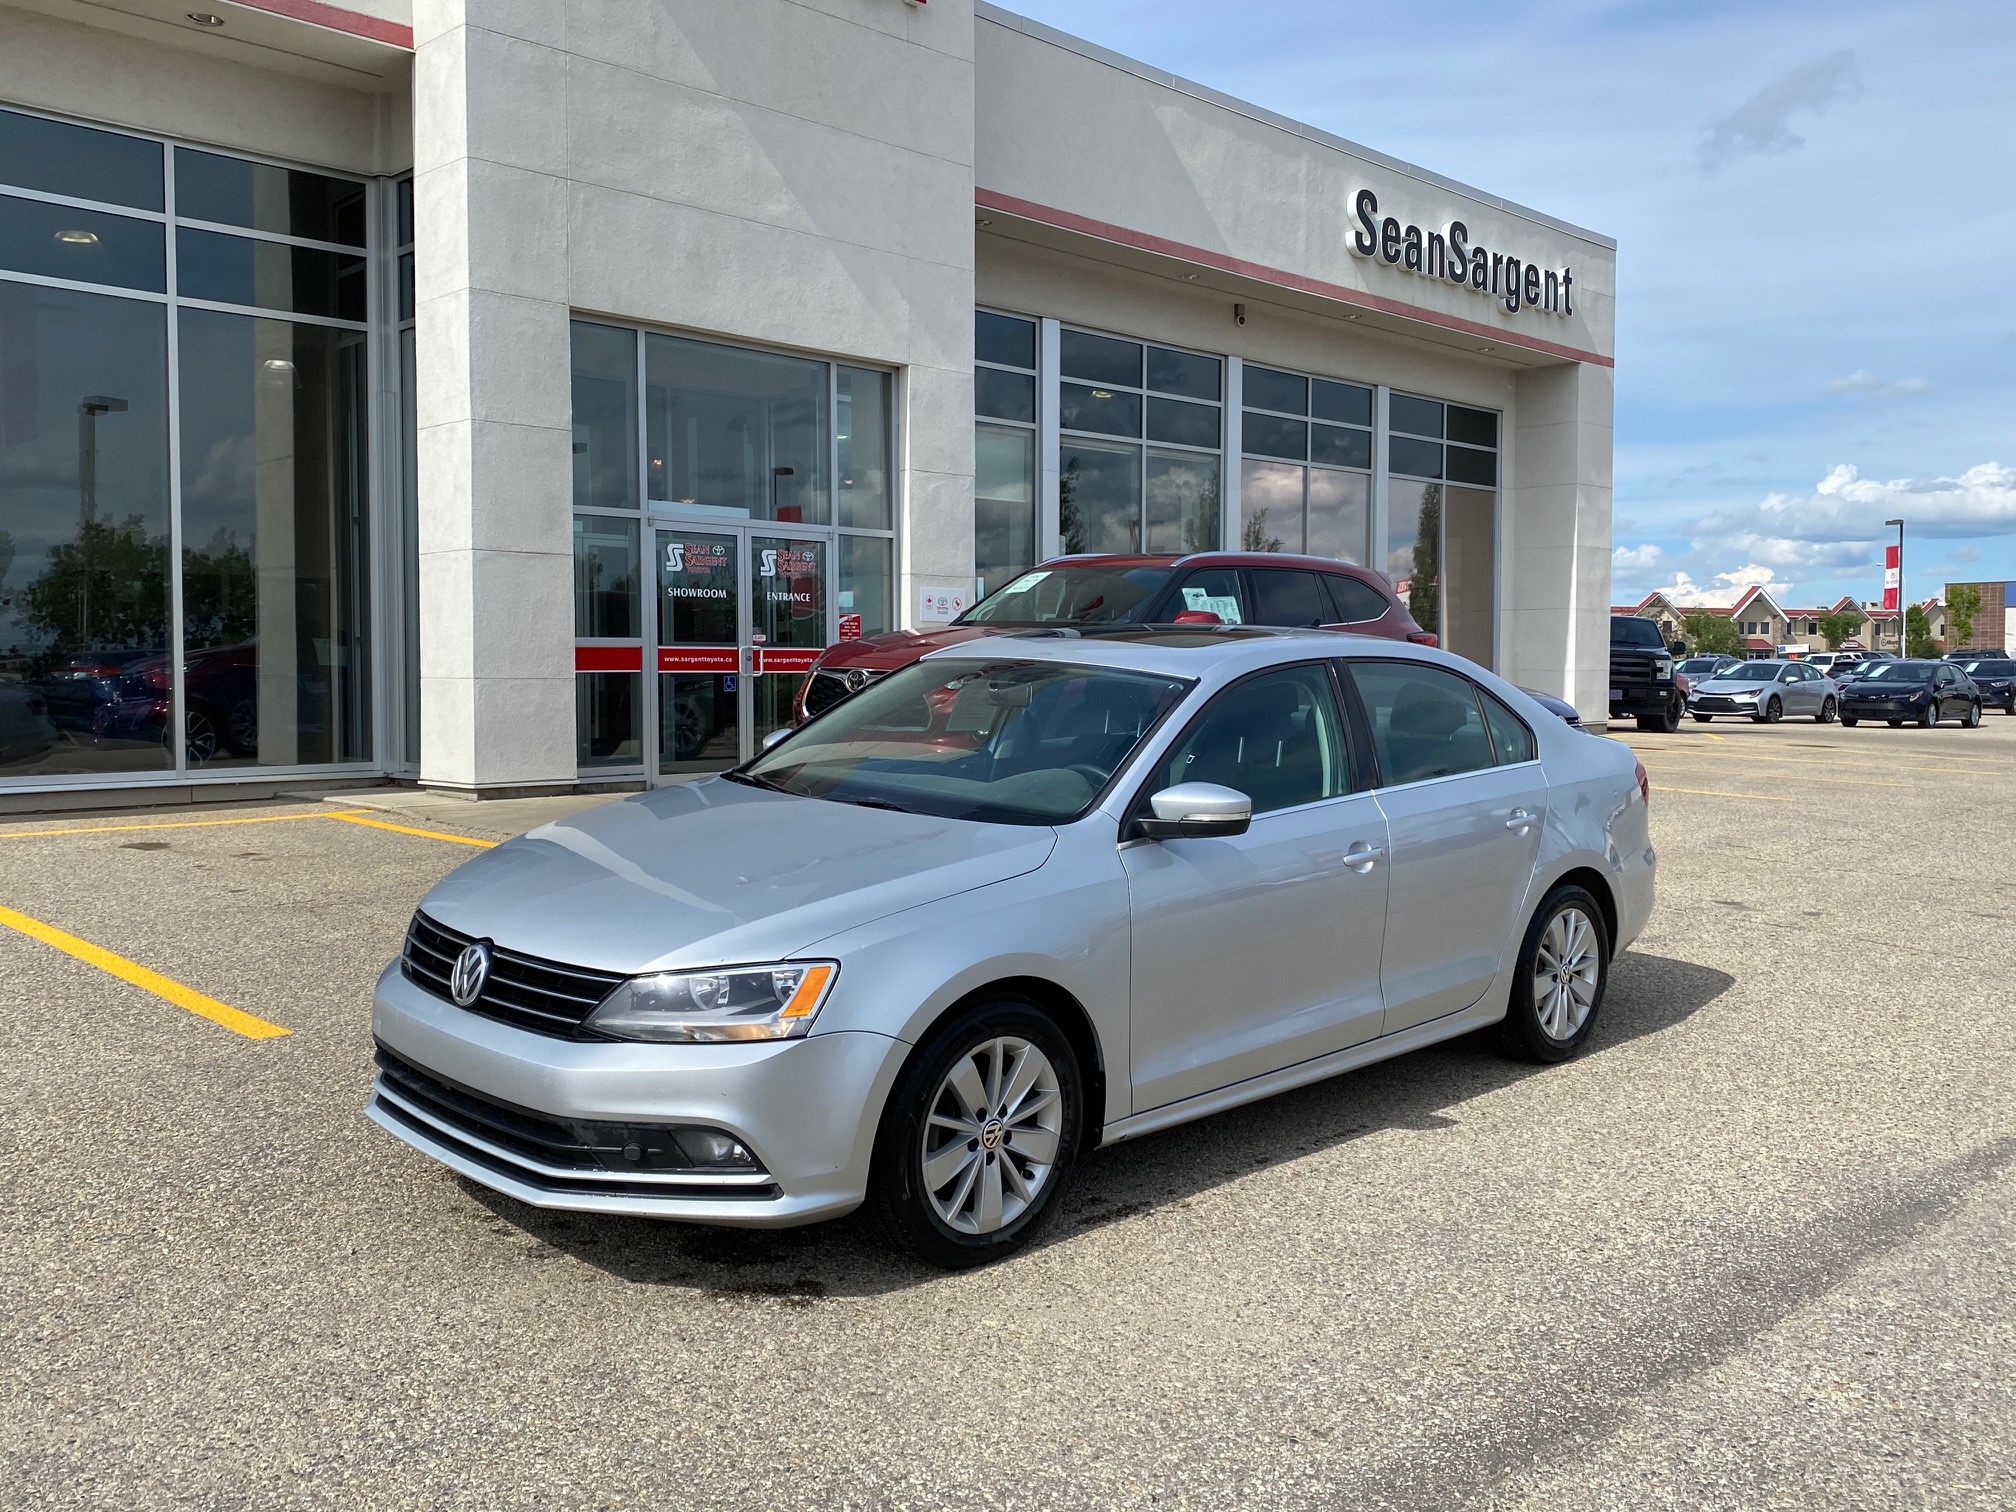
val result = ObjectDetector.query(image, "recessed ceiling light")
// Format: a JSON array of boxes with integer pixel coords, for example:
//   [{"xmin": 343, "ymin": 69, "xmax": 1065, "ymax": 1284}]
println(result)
[
  {"xmin": 976, "ymin": 217, "xmax": 994, "ymax": 227},
  {"xmin": 1478, "ymin": 345, "xmax": 1494, "ymax": 353},
  {"xmin": 55, "ymin": 228, "xmax": 100, "ymax": 246},
  {"xmin": 261, "ymin": 358, "xmax": 296, "ymax": 374},
  {"xmin": 187, "ymin": 12, "xmax": 225, "ymax": 26},
  {"xmin": 1345, "ymin": 313, "xmax": 1360, "ymax": 321},
  {"xmin": 1184, "ymin": 273, "xmax": 1199, "ymax": 281}
]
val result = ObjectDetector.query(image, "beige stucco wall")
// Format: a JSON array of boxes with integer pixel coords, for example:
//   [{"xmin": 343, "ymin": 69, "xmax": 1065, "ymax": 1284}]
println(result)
[{"xmin": 413, "ymin": 0, "xmax": 977, "ymax": 792}]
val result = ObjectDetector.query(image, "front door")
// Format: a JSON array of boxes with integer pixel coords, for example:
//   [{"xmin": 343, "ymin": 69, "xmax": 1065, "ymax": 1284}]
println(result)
[{"xmin": 653, "ymin": 524, "xmax": 832, "ymax": 774}]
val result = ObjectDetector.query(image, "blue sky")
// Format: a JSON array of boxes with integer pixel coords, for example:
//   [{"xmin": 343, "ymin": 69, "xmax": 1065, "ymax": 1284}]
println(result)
[{"xmin": 999, "ymin": 0, "xmax": 2016, "ymax": 611}]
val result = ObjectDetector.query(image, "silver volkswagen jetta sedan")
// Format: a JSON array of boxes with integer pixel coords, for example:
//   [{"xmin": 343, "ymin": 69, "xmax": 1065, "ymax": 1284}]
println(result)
[{"xmin": 369, "ymin": 630, "xmax": 1655, "ymax": 1267}]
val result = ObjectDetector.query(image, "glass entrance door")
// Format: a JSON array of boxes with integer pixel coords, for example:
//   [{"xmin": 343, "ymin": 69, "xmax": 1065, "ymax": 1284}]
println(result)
[{"xmin": 652, "ymin": 524, "xmax": 831, "ymax": 775}]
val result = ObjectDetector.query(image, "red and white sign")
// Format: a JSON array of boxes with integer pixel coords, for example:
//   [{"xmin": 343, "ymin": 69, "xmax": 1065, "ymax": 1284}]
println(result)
[
  {"xmin": 918, "ymin": 584, "xmax": 969, "ymax": 623},
  {"xmin": 658, "ymin": 646, "xmax": 739, "ymax": 673},
  {"xmin": 755, "ymin": 648, "xmax": 821, "ymax": 675},
  {"xmin": 1882, "ymin": 545, "xmax": 1900, "ymax": 611},
  {"xmin": 837, "ymin": 613, "xmax": 862, "ymax": 640}
]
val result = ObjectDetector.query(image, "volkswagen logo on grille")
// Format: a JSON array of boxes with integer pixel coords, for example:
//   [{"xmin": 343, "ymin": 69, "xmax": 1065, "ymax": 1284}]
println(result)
[{"xmin": 449, "ymin": 941, "xmax": 493, "ymax": 1007}]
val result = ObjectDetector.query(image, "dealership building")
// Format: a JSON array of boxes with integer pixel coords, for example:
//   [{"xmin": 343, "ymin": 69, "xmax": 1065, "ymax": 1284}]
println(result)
[{"xmin": 0, "ymin": 0, "xmax": 1616, "ymax": 805}]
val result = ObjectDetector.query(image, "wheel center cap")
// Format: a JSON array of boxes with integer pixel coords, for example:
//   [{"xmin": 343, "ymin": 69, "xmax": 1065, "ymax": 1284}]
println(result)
[{"xmin": 980, "ymin": 1119, "xmax": 1005, "ymax": 1151}]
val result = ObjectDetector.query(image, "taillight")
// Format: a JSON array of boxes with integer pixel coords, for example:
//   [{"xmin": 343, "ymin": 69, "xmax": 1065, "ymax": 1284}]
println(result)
[
  {"xmin": 1634, "ymin": 759, "xmax": 1650, "ymax": 807},
  {"xmin": 1406, "ymin": 631, "xmax": 1439, "ymax": 647}
]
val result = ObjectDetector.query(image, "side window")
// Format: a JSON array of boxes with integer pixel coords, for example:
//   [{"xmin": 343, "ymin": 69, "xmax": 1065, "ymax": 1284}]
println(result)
[
  {"xmin": 1324, "ymin": 573, "xmax": 1390, "ymax": 625},
  {"xmin": 1155, "ymin": 664, "xmax": 1351, "ymax": 814},
  {"xmin": 1346, "ymin": 661, "xmax": 1496, "ymax": 786},
  {"xmin": 1480, "ymin": 689, "xmax": 1536, "ymax": 765},
  {"xmin": 1172, "ymin": 567, "xmax": 1247, "ymax": 625},
  {"xmin": 1248, "ymin": 569, "xmax": 1332, "ymax": 628}
]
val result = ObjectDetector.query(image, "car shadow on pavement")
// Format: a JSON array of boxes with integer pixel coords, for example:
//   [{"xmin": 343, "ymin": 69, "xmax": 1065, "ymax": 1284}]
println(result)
[{"xmin": 459, "ymin": 949, "xmax": 1733, "ymax": 1298}]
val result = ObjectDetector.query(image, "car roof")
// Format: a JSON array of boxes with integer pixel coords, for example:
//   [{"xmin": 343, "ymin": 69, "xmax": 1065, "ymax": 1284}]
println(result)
[
  {"xmin": 1039, "ymin": 551, "xmax": 1387, "ymax": 578},
  {"xmin": 914, "ymin": 625, "xmax": 1431, "ymax": 679}
]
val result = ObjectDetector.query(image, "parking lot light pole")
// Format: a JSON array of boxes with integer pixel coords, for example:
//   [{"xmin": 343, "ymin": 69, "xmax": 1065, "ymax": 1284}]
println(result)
[{"xmin": 1885, "ymin": 517, "xmax": 1905, "ymax": 654}]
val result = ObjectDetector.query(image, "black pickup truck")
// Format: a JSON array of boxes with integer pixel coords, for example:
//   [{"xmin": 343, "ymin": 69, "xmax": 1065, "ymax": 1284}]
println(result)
[{"xmin": 1610, "ymin": 615, "xmax": 1682, "ymax": 731}]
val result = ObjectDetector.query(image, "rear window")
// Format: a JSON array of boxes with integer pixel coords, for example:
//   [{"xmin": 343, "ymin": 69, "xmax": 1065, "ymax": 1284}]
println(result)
[
  {"xmin": 1962, "ymin": 660, "xmax": 2014, "ymax": 676},
  {"xmin": 1611, "ymin": 618, "xmax": 1665, "ymax": 647},
  {"xmin": 1325, "ymin": 574, "xmax": 1391, "ymax": 624}
]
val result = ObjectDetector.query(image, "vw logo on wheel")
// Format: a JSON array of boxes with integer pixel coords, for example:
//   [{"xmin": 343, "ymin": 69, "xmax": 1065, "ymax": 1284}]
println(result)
[{"xmin": 449, "ymin": 941, "xmax": 493, "ymax": 1007}]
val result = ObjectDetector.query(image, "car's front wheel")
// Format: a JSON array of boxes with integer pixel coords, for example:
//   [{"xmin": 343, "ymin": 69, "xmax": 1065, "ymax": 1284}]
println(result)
[
  {"xmin": 1841, "ymin": 713, "xmax": 1859, "ymax": 727},
  {"xmin": 1756, "ymin": 696, "xmax": 1783, "ymax": 724},
  {"xmin": 1919, "ymin": 701, "xmax": 1938, "ymax": 728},
  {"xmin": 1499, "ymin": 884, "xmax": 1610, "ymax": 1063},
  {"xmin": 870, "ymin": 1000, "xmax": 1082, "ymax": 1269},
  {"xmin": 1817, "ymin": 696, "xmax": 1837, "ymax": 724},
  {"xmin": 1691, "ymin": 712, "xmax": 1713, "ymax": 723}
]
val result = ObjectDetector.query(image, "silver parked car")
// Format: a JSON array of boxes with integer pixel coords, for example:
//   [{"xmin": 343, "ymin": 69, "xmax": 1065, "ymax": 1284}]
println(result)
[
  {"xmin": 368, "ymin": 631, "xmax": 1656, "ymax": 1267},
  {"xmin": 1686, "ymin": 658, "xmax": 1840, "ymax": 723}
]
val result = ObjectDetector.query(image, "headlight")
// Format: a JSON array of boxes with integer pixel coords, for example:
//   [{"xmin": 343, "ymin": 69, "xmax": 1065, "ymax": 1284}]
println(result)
[
  {"xmin": 1653, "ymin": 657, "xmax": 1673, "ymax": 678},
  {"xmin": 1731, "ymin": 688, "xmax": 1759, "ymax": 700},
  {"xmin": 586, "ymin": 961, "xmax": 838, "ymax": 1043}
]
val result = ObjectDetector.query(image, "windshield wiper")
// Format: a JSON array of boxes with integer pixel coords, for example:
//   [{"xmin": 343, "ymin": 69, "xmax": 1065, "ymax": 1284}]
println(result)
[
  {"xmin": 722, "ymin": 769, "xmax": 790, "ymax": 793},
  {"xmin": 835, "ymin": 795, "xmax": 913, "ymax": 813}
]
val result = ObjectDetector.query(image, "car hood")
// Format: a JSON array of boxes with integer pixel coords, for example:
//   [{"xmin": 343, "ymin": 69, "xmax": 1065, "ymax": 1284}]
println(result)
[
  {"xmin": 814, "ymin": 624, "xmax": 1010, "ymax": 672},
  {"xmin": 413, "ymin": 777, "xmax": 1057, "ymax": 974},
  {"xmin": 1694, "ymin": 679, "xmax": 1770, "ymax": 693}
]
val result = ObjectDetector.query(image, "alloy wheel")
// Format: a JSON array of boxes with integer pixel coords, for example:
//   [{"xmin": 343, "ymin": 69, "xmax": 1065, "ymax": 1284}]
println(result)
[
  {"xmin": 1531, "ymin": 906, "xmax": 1600, "ymax": 1041},
  {"xmin": 919, "ymin": 1036, "xmax": 1064, "ymax": 1236}
]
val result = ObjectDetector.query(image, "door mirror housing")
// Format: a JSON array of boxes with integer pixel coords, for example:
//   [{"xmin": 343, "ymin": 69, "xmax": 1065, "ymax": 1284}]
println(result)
[
  {"xmin": 759, "ymin": 727, "xmax": 793, "ymax": 752},
  {"xmin": 1138, "ymin": 782, "xmax": 1252, "ymax": 840}
]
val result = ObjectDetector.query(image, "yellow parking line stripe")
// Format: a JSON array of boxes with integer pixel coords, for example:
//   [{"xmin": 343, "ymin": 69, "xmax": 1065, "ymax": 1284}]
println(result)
[
  {"xmin": 1705, "ymin": 732, "xmax": 1726, "ymax": 741},
  {"xmin": 327, "ymin": 813, "xmax": 498, "ymax": 848},
  {"xmin": 0, "ymin": 809, "xmax": 368, "ymax": 841},
  {"xmin": 1643, "ymin": 765, "xmax": 1913, "ymax": 789},
  {"xmin": 1650, "ymin": 785, "xmax": 1795, "ymax": 802},
  {"xmin": 0, "ymin": 904, "xmax": 288, "ymax": 1040},
  {"xmin": 1636, "ymin": 750, "xmax": 2001, "ymax": 777}
]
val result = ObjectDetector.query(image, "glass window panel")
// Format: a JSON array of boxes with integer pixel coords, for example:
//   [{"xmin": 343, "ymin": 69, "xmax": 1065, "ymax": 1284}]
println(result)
[
  {"xmin": 1146, "ymin": 395, "xmax": 1218, "ymax": 449},
  {"xmin": 646, "ymin": 333, "xmax": 827, "ymax": 522},
  {"xmin": 975, "ymin": 424, "xmax": 1035, "ymax": 597},
  {"xmin": 1242, "ymin": 410, "xmax": 1307, "ymax": 461},
  {"xmin": 658, "ymin": 529, "xmax": 738, "ymax": 645},
  {"xmin": 1060, "ymin": 328, "xmax": 1141, "ymax": 388},
  {"xmin": 1443, "ymin": 485, "xmax": 1495, "ymax": 668},
  {"xmin": 1446, "ymin": 443, "xmax": 1497, "ymax": 486},
  {"xmin": 1173, "ymin": 567, "xmax": 1248, "ymax": 624},
  {"xmin": 1348, "ymin": 661, "xmax": 1493, "ymax": 786},
  {"xmin": 1059, "ymin": 381, "xmax": 1141, "ymax": 438},
  {"xmin": 399, "ymin": 326, "xmax": 419, "ymax": 767},
  {"xmin": 1237, "ymin": 459, "xmax": 1301, "ymax": 552},
  {"xmin": 1145, "ymin": 449, "xmax": 1219, "ymax": 554},
  {"xmin": 0, "ymin": 195, "xmax": 164, "ymax": 291},
  {"xmin": 175, "ymin": 228, "xmax": 366, "ymax": 321},
  {"xmin": 1389, "ymin": 393, "xmax": 1444, "ymax": 439},
  {"xmin": 577, "ymin": 672, "xmax": 640, "ymax": 768},
  {"xmin": 176, "ymin": 309, "xmax": 371, "ymax": 768},
  {"xmin": 660, "ymin": 671, "xmax": 737, "ymax": 772},
  {"xmin": 1388, "ymin": 435, "xmax": 1444, "ymax": 479},
  {"xmin": 573, "ymin": 515, "xmax": 639, "ymax": 638},
  {"xmin": 1146, "ymin": 346, "xmax": 1219, "ymax": 400},
  {"xmin": 974, "ymin": 366, "xmax": 1035, "ymax": 424},
  {"xmin": 0, "ymin": 283, "xmax": 172, "ymax": 778},
  {"xmin": 174, "ymin": 147, "xmax": 366, "ymax": 247},
  {"xmin": 752, "ymin": 533, "xmax": 826, "ymax": 653},
  {"xmin": 1059, "ymin": 438, "xmax": 1142, "ymax": 554},
  {"xmin": 397, "ymin": 252, "xmax": 414, "ymax": 322},
  {"xmin": 0, "ymin": 108, "xmax": 163, "ymax": 211},
  {"xmin": 1388, "ymin": 479, "xmax": 1441, "ymax": 637},
  {"xmin": 1249, "ymin": 569, "xmax": 1332, "ymax": 628},
  {"xmin": 1311, "ymin": 379, "xmax": 1373, "ymax": 426},
  {"xmin": 570, "ymin": 321, "xmax": 638, "ymax": 512},
  {"xmin": 395, "ymin": 177, "xmax": 414, "ymax": 246},
  {"xmin": 1157, "ymin": 664, "xmax": 1350, "ymax": 813},
  {"xmin": 975, "ymin": 310, "xmax": 1036, "ymax": 370},
  {"xmin": 1482, "ymin": 691, "xmax": 1534, "ymax": 765},
  {"xmin": 837, "ymin": 533, "xmax": 894, "ymax": 638},
  {"xmin": 1446, "ymin": 405, "xmax": 1498, "ymax": 448},
  {"xmin": 1242, "ymin": 365, "xmax": 1307, "ymax": 415},
  {"xmin": 1310, "ymin": 423, "xmax": 1371, "ymax": 470},
  {"xmin": 1326, "ymin": 573, "xmax": 1391, "ymax": 624},
  {"xmin": 836, "ymin": 366, "xmax": 892, "ymax": 529},
  {"xmin": 1306, "ymin": 468, "xmax": 1369, "ymax": 566}
]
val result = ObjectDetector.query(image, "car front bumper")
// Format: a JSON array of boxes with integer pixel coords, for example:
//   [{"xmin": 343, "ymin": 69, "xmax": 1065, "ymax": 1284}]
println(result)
[{"xmin": 367, "ymin": 963, "xmax": 906, "ymax": 1227}]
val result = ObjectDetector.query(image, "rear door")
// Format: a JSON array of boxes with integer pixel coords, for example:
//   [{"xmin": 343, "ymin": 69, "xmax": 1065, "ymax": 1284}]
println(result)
[{"xmin": 1343, "ymin": 659, "xmax": 1547, "ymax": 1036}]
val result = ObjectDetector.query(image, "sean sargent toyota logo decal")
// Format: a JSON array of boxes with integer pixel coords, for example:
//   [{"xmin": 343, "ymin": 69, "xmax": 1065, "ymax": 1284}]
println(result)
[{"xmin": 449, "ymin": 941, "xmax": 493, "ymax": 1007}]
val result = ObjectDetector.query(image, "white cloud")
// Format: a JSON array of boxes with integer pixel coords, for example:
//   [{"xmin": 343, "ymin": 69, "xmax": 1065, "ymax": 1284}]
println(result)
[
  {"xmin": 1613, "ymin": 543, "xmax": 1666, "ymax": 574},
  {"xmin": 1642, "ymin": 566, "xmax": 1801, "ymax": 609},
  {"xmin": 1700, "ymin": 50, "xmax": 1861, "ymax": 173},
  {"xmin": 1696, "ymin": 462, "xmax": 2016, "ymax": 543},
  {"xmin": 1823, "ymin": 369, "xmax": 1932, "ymax": 397}
]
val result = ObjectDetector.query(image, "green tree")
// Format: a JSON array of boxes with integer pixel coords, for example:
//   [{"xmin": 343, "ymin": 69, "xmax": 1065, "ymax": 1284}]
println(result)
[
  {"xmin": 1905, "ymin": 604, "xmax": 1937, "ymax": 657},
  {"xmin": 1816, "ymin": 607, "xmax": 1864, "ymax": 650},
  {"xmin": 1407, "ymin": 484, "xmax": 1441, "ymax": 633},
  {"xmin": 18, "ymin": 514, "xmax": 170, "ymax": 655},
  {"xmin": 1240, "ymin": 506, "xmax": 1283, "ymax": 553},
  {"xmin": 1680, "ymin": 609, "xmax": 1745, "ymax": 656},
  {"xmin": 1947, "ymin": 583, "xmax": 1982, "ymax": 649}
]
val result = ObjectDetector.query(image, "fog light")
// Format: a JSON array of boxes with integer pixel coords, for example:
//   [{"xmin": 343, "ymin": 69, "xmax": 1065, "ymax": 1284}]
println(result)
[{"xmin": 675, "ymin": 1128, "xmax": 757, "ymax": 1167}]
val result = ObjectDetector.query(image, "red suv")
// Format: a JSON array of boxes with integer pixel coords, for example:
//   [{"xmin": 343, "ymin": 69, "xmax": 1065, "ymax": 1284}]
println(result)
[{"xmin": 798, "ymin": 552, "xmax": 1434, "ymax": 720}]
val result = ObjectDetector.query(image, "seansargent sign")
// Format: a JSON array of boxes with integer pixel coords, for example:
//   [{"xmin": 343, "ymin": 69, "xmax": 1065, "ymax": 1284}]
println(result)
[{"xmin": 1351, "ymin": 189, "xmax": 1574, "ymax": 318}]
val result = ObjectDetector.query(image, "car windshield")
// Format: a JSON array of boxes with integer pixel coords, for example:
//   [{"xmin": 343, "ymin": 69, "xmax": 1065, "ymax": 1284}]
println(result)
[
  {"xmin": 1962, "ymin": 660, "xmax": 2014, "ymax": 676},
  {"xmin": 736, "ymin": 657, "xmax": 1189, "ymax": 825},
  {"xmin": 1858, "ymin": 661, "xmax": 1933, "ymax": 682},
  {"xmin": 962, "ymin": 565, "xmax": 1174, "ymax": 625},
  {"xmin": 1610, "ymin": 618, "xmax": 1665, "ymax": 647},
  {"xmin": 1676, "ymin": 658, "xmax": 1724, "ymax": 675},
  {"xmin": 1714, "ymin": 662, "xmax": 1780, "ymax": 681}
]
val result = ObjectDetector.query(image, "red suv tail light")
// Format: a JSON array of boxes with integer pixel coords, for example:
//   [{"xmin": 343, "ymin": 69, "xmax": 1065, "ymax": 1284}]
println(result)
[
  {"xmin": 1405, "ymin": 631, "xmax": 1438, "ymax": 647},
  {"xmin": 1634, "ymin": 759, "xmax": 1650, "ymax": 808}
]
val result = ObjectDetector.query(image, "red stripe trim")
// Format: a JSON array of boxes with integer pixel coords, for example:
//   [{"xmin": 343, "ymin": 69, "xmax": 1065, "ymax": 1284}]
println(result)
[
  {"xmin": 222, "ymin": 0, "xmax": 414, "ymax": 49},
  {"xmin": 756, "ymin": 649, "xmax": 821, "ymax": 675},
  {"xmin": 575, "ymin": 645, "xmax": 642, "ymax": 673},
  {"xmin": 975, "ymin": 187, "xmax": 1613, "ymax": 369},
  {"xmin": 658, "ymin": 647, "xmax": 740, "ymax": 673}
]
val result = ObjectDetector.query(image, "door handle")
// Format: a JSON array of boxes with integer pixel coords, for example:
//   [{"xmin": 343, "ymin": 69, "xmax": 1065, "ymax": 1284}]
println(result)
[
  {"xmin": 1504, "ymin": 808, "xmax": 1537, "ymax": 833},
  {"xmin": 1344, "ymin": 842, "xmax": 1384, "ymax": 872}
]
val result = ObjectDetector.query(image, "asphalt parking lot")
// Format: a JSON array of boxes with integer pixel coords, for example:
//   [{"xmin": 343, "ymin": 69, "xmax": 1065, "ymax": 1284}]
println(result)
[{"xmin": 4, "ymin": 718, "xmax": 2012, "ymax": 1511}]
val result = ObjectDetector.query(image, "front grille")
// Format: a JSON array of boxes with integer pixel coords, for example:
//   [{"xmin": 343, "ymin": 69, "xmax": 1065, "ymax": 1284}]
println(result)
[
  {"xmin": 402, "ymin": 911, "xmax": 625, "ymax": 1038},
  {"xmin": 802, "ymin": 666, "xmax": 884, "ymax": 719},
  {"xmin": 1692, "ymin": 697, "xmax": 1745, "ymax": 711},
  {"xmin": 373, "ymin": 1046, "xmax": 778, "ymax": 1199}
]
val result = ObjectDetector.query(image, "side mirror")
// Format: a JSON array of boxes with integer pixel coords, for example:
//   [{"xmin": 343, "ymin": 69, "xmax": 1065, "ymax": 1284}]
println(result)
[
  {"xmin": 759, "ymin": 727, "xmax": 792, "ymax": 752},
  {"xmin": 1171, "ymin": 609, "xmax": 1223, "ymax": 627},
  {"xmin": 1138, "ymin": 782, "xmax": 1252, "ymax": 840}
]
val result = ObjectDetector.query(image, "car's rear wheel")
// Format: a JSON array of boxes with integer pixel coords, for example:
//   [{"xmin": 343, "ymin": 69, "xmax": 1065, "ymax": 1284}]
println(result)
[
  {"xmin": 1499, "ymin": 884, "xmax": 1610, "ymax": 1064},
  {"xmin": 870, "ymin": 1000, "xmax": 1082, "ymax": 1269},
  {"xmin": 1817, "ymin": 696, "xmax": 1837, "ymax": 724},
  {"xmin": 1841, "ymin": 713, "xmax": 1858, "ymax": 727},
  {"xmin": 1690, "ymin": 712, "xmax": 1712, "ymax": 723}
]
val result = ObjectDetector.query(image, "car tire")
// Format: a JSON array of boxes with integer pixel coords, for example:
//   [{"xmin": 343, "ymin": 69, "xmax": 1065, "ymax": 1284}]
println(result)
[
  {"xmin": 1841, "ymin": 713, "xmax": 1858, "ymax": 727},
  {"xmin": 1635, "ymin": 702, "xmax": 1679, "ymax": 733},
  {"xmin": 1918, "ymin": 702, "xmax": 1937, "ymax": 728},
  {"xmin": 1691, "ymin": 713, "xmax": 1713, "ymax": 723},
  {"xmin": 870, "ymin": 999, "xmax": 1083, "ymax": 1270},
  {"xmin": 1498, "ymin": 884, "xmax": 1610, "ymax": 1064},
  {"xmin": 1817, "ymin": 696, "xmax": 1837, "ymax": 724},
  {"xmin": 1963, "ymin": 700, "xmax": 1981, "ymax": 728},
  {"xmin": 1887, "ymin": 719, "xmax": 1903, "ymax": 728}
]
